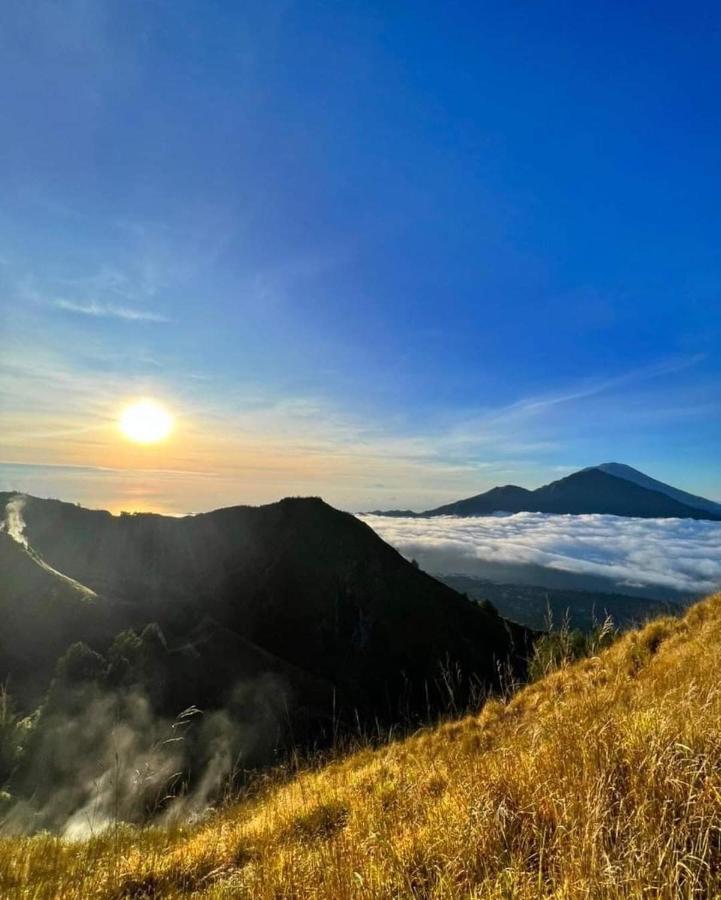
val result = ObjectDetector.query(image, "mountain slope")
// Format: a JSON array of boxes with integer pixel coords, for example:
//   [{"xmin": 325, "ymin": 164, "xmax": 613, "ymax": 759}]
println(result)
[
  {"xmin": 0, "ymin": 493, "xmax": 531, "ymax": 725},
  {"xmin": 596, "ymin": 462, "xmax": 721, "ymax": 516},
  {"xmin": 530, "ymin": 467, "xmax": 715, "ymax": 516},
  {"xmin": 421, "ymin": 484, "xmax": 534, "ymax": 517},
  {"xmin": 0, "ymin": 532, "xmax": 115, "ymax": 702},
  {"xmin": 5, "ymin": 591, "xmax": 721, "ymax": 897},
  {"xmin": 440, "ymin": 574, "xmax": 680, "ymax": 631},
  {"xmin": 380, "ymin": 466, "xmax": 721, "ymax": 519}
]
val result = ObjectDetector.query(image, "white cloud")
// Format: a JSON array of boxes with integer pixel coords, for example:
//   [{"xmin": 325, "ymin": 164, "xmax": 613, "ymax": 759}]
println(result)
[
  {"xmin": 54, "ymin": 299, "xmax": 169, "ymax": 322},
  {"xmin": 359, "ymin": 513, "xmax": 721, "ymax": 596}
]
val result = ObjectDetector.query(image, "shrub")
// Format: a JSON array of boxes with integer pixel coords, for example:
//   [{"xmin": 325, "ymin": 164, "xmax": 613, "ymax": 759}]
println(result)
[{"xmin": 529, "ymin": 615, "xmax": 616, "ymax": 681}]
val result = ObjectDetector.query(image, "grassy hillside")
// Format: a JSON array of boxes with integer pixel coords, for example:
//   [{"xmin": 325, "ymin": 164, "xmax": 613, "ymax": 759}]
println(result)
[{"xmin": 3, "ymin": 593, "xmax": 721, "ymax": 898}]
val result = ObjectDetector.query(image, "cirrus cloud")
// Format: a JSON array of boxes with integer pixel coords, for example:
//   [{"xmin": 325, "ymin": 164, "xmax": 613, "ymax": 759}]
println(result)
[{"xmin": 53, "ymin": 299, "xmax": 169, "ymax": 322}]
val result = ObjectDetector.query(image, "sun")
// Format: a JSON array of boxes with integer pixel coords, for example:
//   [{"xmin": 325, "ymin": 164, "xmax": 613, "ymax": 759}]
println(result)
[{"xmin": 119, "ymin": 399, "xmax": 173, "ymax": 444}]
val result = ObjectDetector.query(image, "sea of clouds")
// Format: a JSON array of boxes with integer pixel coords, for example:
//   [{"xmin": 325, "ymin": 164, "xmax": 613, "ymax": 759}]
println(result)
[{"xmin": 359, "ymin": 513, "xmax": 721, "ymax": 597}]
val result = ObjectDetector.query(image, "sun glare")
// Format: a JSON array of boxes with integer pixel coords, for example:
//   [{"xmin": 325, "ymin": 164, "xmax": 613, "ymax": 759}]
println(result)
[{"xmin": 119, "ymin": 399, "xmax": 173, "ymax": 444}]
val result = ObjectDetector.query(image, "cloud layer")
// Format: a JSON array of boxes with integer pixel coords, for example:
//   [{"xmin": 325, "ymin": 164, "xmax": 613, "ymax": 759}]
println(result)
[{"xmin": 359, "ymin": 513, "xmax": 721, "ymax": 597}]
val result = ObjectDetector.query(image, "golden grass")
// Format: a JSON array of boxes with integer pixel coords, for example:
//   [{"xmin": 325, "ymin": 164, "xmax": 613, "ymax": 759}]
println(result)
[{"xmin": 3, "ymin": 593, "xmax": 721, "ymax": 898}]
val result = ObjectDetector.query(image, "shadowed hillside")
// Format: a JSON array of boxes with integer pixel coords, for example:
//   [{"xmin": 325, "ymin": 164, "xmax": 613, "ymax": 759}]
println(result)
[
  {"xmin": 0, "ymin": 493, "xmax": 530, "ymax": 732},
  {"xmin": 0, "ymin": 532, "xmax": 115, "ymax": 702},
  {"xmin": 440, "ymin": 574, "xmax": 682, "ymax": 631}
]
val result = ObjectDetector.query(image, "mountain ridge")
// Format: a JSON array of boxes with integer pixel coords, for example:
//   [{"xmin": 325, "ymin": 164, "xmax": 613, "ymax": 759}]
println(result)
[
  {"xmin": 0, "ymin": 492, "xmax": 532, "ymax": 729},
  {"xmin": 370, "ymin": 464, "xmax": 721, "ymax": 520}
]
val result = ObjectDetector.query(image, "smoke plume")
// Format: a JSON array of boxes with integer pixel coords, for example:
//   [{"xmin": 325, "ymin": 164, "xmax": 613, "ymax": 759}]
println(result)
[
  {"xmin": 1, "ymin": 675, "xmax": 289, "ymax": 839},
  {"xmin": 1, "ymin": 495, "xmax": 28, "ymax": 548}
]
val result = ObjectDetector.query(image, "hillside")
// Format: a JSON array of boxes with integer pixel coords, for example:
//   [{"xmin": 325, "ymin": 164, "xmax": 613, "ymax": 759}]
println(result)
[
  {"xmin": 373, "ymin": 465, "xmax": 721, "ymax": 520},
  {"xmin": 3, "ymin": 591, "xmax": 721, "ymax": 897},
  {"xmin": 440, "ymin": 573, "xmax": 681, "ymax": 631},
  {"xmin": 0, "ymin": 532, "xmax": 115, "ymax": 703},
  {"xmin": 0, "ymin": 493, "xmax": 530, "ymax": 731}
]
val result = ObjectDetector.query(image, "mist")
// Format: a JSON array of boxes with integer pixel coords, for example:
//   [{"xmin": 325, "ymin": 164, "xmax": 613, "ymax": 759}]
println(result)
[{"xmin": 1, "ymin": 673, "xmax": 291, "ymax": 839}]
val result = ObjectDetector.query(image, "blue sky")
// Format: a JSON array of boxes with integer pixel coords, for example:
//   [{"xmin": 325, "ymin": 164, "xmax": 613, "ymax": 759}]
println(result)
[{"xmin": 1, "ymin": 0, "xmax": 720, "ymax": 513}]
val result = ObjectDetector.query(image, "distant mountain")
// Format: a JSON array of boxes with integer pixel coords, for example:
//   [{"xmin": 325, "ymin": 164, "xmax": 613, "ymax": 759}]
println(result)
[
  {"xmin": 595, "ymin": 463, "xmax": 721, "ymax": 516},
  {"xmin": 0, "ymin": 493, "xmax": 531, "ymax": 732},
  {"xmin": 372, "ymin": 465, "xmax": 721, "ymax": 520}
]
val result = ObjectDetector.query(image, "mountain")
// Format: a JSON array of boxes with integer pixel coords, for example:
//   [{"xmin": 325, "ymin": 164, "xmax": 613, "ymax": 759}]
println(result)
[
  {"xmin": 373, "ymin": 465, "xmax": 721, "ymax": 520},
  {"xmin": 0, "ymin": 493, "xmax": 531, "ymax": 728},
  {"xmin": 0, "ymin": 532, "xmax": 118, "ymax": 702},
  {"xmin": 10, "ymin": 591, "xmax": 721, "ymax": 895},
  {"xmin": 596, "ymin": 462, "xmax": 721, "ymax": 516}
]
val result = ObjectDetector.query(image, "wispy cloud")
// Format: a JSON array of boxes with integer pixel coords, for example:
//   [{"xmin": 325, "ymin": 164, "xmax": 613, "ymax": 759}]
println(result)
[
  {"xmin": 53, "ymin": 299, "xmax": 169, "ymax": 322},
  {"xmin": 451, "ymin": 354, "xmax": 707, "ymax": 433},
  {"xmin": 0, "ymin": 460, "xmax": 218, "ymax": 478},
  {"xmin": 432, "ymin": 354, "xmax": 712, "ymax": 471}
]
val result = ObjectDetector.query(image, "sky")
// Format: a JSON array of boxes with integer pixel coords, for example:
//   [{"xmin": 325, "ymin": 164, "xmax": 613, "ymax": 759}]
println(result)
[{"xmin": 1, "ymin": 0, "xmax": 720, "ymax": 514}]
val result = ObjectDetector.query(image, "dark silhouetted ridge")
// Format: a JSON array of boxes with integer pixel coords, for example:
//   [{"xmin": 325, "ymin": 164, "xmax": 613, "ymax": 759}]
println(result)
[{"xmin": 0, "ymin": 493, "xmax": 532, "ymax": 734}]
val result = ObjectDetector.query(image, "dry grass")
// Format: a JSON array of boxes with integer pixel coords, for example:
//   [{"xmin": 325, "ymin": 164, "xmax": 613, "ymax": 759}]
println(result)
[{"xmin": 3, "ymin": 593, "xmax": 721, "ymax": 898}]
